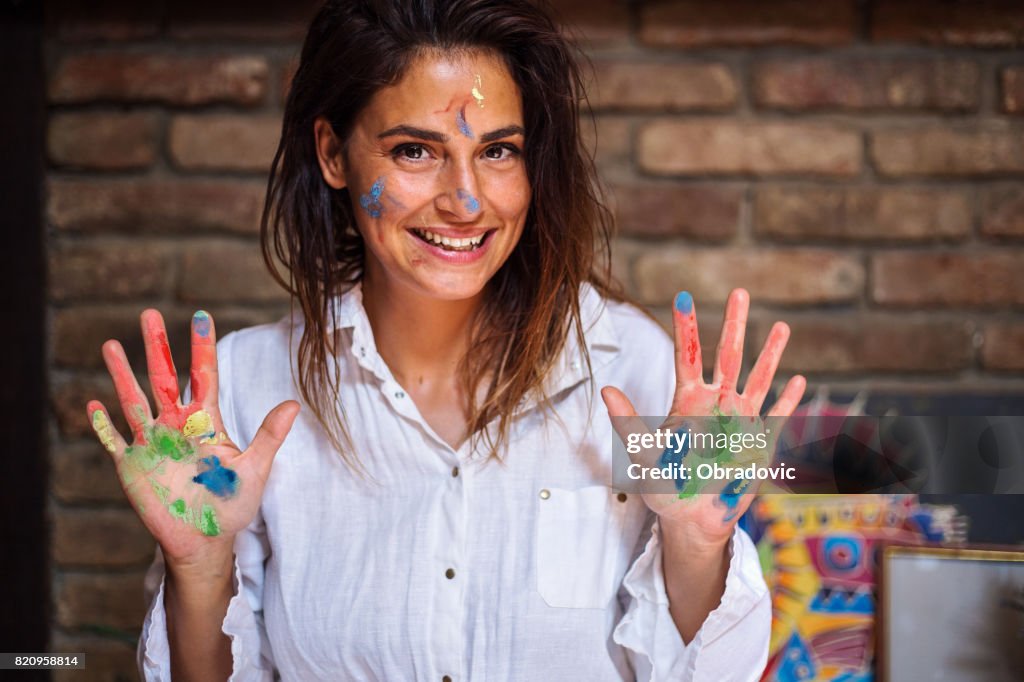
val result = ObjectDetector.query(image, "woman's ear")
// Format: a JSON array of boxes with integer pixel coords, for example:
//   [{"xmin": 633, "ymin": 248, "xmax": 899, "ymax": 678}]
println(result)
[{"xmin": 313, "ymin": 116, "xmax": 347, "ymax": 190}]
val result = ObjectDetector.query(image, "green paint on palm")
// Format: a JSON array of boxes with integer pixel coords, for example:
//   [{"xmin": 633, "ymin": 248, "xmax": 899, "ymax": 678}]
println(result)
[
  {"xmin": 124, "ymin": 424, "xmax": 196, "ymax": 473},
  {"xmin": 150, "ymin": 479, "xmax": 170, "ymax": 504},
  {"xmin": 169, "ymin": 498, "xmax": 188, "ymax": 520},
  {"xmin": 199, "ymin": 505, "xmax": 220, "ymax": 536},
  {"xmin": 675, "ymin": 408, "xmax": 763, "ymax": 499}
]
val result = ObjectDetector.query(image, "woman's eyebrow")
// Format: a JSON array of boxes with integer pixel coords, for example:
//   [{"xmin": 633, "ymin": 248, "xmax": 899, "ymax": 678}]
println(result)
[
  {"xmin": 378, "ymin": 125, "xmax": 447, "ymax": 142},
  {"xmin": 479, "ymin": 125, "xmax": 525, "ymax": 143}
]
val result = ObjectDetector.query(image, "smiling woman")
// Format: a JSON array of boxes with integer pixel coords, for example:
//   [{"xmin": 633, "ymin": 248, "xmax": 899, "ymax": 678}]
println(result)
[{"xmin": 85, "ymin": 1, "xmax": 804, "ymax": 681}]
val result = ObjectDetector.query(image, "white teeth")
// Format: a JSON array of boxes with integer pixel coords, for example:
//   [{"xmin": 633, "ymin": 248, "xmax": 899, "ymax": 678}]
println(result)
[{"xmin": 414, "ymin": 229, "xmax": 486, "ymax": 251}]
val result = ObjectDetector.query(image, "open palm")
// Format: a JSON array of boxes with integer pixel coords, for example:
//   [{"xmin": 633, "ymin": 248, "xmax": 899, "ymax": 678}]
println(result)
[
  {"xmin": 87, "ymin": 309, "xmax": 299, "ymax": 564},
  {"xmin": 602, "ymin": 289, "xmax": 806, "ymax": 547}
]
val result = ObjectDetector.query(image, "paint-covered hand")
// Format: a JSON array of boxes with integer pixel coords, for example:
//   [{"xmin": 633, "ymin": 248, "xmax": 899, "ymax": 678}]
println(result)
[
  {"xmin": 86, "ymin": 310, "xmax": 300, "ymax": 565},
  {"xmin": 601, "ymin": 288, "xmax": 806, "ymax": 549}
]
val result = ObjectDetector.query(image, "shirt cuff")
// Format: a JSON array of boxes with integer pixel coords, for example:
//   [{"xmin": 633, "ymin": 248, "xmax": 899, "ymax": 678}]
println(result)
[
  {"xmin": 612, "ymin": 520, "xmax": 770, "ymax": 682},
  {"xmin": 137, "ymin": 550, "xmax": 272, "ymax": 682}
]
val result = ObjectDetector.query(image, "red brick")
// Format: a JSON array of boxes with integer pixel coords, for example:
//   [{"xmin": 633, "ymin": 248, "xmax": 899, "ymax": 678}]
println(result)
[
  {"xmin": 53, "ymin": 508, "xmax": 154, "ymax": 568},
  {"xmin": 47, "ymin": 111, "xmax": 160, "ymax": 170},
  {"xmin": 1001, "ymin": 66, "xmax": 1024, "ymax": 114},
  {"xmin": 45, "ymin": 0, "xmax": 160, "ymax": 42},
  {"xmin": 611, "ymin": 183, "xmax": 740, "ymax": 240},
  {"xmin": 753, "ymin": 57, "xmax": 978, "ymax": 111},
  {"xmin": 169, "ymin": 114, "xmax": 282, "ymax": 172},
  {"xmin": 165, "ymin": 0, "xmax": 321, "ymax": 41},
  {"xmin": 640, "ymin": 0, "xmax": 857, "ymax": 47},
  {"xmin": 982, "ymin": 185, "xmax": 1024, "ymax": 238},
  {"xmin": 872, "ymin": 1, "xmax": 1024, "ymax": 47},
  {"xmin": 178, "ymin": 241, "xmax": 287, "ymax": 304},
  {"xmin": 872, "ymin": 252, "xmax": 1024, "ymax": 307},
  {"xmin": 872, "ymin": 126, "xmax": 1024, "ymax": 177},
  {"xmin": 55, "ymin": 571, "xmax": 148, "ymax": 630},
  {"xmin": 53, "ymin": 304, "xmax": 284, "ymax": 372},
  {"xmin": 981, "ymin": 322, "xmax": 1024, "ymax": 369},
  {"xmin": 755, "ymin": 186, "xmax": 971, "ymax": 241},
  {"xmin": 49, "ymin": 53, "xmax": 268, "ymax": 106},
  {"xmin": 581, "ymin": 116, "xmax": 633, "ymax": 178},
  {"xmin": 588, "ymin": 61, "xmax": 736, "ymax": 111},
  {"xmin": 760, "ymin": 315, "xmax": 972, "ymax": 373},
  {"xmin": 48, "ymin": 178, "xmax": 266, "ymax": 234},
  {"xmin": 52, "ymin": 377, "xmax": 125, "ymax": 440},
  {"xmin": 633, "ymin": 248, "xmax": 864, "ymax": 306},
  {"xmin": 52, "ymin": 442, "xmax": 125, "ymax": 504},
  {"xmin": 50, "ymin": 634, "xmax": 138, "ymax": 682},
  {"xmin": 550, "ymin": 0, "xmax": 632, "ymax": 46},
  {"xmin": 49, "ymin": 241, "xmax": 169, "ymax": 302},
  {"xmin": 638, "ymin": 121, "xmax": 861, "ymax": 177}
]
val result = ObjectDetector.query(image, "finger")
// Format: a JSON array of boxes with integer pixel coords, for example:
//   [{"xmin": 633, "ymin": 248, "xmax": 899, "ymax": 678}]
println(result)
[
  {"xmin": 743, "ymin": 321, "xmax": 791, "ymax": 412},
  {"xmin": 189, "ymin": 310, "xmax": 218, "ymax": 408},
  {"xmin": 713, "ymin": 288, "xmax": 749, "ymax": 395},
  {"xmin": 672, "ymin": 291, "xmax": 703, "ymax": 388},
  {"xmin": 242, "ymin": 400, "xmax": 302, "ymax": 482},
  {"xmin": 600, "ymin": 385, "xmax": 651, "ymax": 463},
  {"xmin": 141, "ymin": 309, "xmax": 181, "ymax": 414},
  {"xmin": 102, "ymin": 339, "xmax": 153, "ymax": 441},
  {"xmin": 766, "ymin": 375, "xmax": 807, "ymax": 418},
  {"xmin": 86, "ymin": 399, "xmax": 127, "ymax": 461}
]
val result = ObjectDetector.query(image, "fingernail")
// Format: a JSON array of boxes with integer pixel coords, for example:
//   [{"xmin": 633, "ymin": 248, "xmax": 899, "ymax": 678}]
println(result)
[
  {"xmin": 674, "ymin": 291, "xmax": 693, "ymax": 314},
  {"xmin": 192, "ymin": 310, "xmax": 211, "ymax": 337}
]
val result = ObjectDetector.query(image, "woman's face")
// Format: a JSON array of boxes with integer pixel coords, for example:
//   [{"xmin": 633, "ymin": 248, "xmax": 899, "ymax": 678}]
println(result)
[{"xmin": 317, "ymin": 50, "xmax": 530, "ymax": 303}]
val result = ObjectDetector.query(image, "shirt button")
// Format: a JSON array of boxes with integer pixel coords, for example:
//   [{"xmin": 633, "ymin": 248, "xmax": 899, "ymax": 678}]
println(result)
[
  {"xmin": 359, "ymin": 346, "xmax": 366, "ymax": 357},
  {"xmin": 451, "ymin": 466, "xmax": 459, "ymax": 477},
  {"xmin": 443, "ymin": 676, "xmax": 452, "ymax": 682},
  {"xmin": 539, "ymin": 489, "xmax": 550, "ymax": 500},
  {"xmin": 570, "ymin": 361, "xmax": 580, "ymax": 370},
  {"xmin": 395, "ymin": 391, "xmax": 405, "ymax": 399},
  {"xmin": 445, "ymin": 568, "xmax": 456, "ymax": 579},
  {"xmin": 617, "ymin": 492, "xmax": 628, "ymax": 502}
]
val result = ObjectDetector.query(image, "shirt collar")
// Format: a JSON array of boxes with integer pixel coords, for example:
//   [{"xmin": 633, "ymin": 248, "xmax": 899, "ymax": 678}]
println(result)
[{"xmin": 327, "ymin": 280, "xmax": 622, "ymax": 399}]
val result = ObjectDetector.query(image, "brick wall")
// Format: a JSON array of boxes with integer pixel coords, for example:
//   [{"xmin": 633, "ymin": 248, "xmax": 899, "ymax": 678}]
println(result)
[{"xmin": 43, "ymin": 1, "xmax": 1024, "ymax": 678}]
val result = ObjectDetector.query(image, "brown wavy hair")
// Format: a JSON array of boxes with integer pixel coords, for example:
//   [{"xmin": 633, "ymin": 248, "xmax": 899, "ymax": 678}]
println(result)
[{"xmin": 261, "ymin": 0, "xmax": 623, "ymax": 469}]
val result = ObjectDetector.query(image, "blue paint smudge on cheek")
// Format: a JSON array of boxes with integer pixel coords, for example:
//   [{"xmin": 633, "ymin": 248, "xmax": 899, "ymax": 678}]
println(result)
[
  {"xmin": 192, "ymin": 310, "xmax": 212, "ymax": 337},
  {"xmin": 455, "ymin": 106, "xmax": 473, "ymax": 139},
  {"xmin": 456, "ymin": 188, "xmax": 480, "ymax": 213},
  {"xmin": 718, "ymin": 479, "xmax": 751, "ymax": 521},
  {"xmin": 192, "ymin": 456, "xmax": 239, "ymax": 498},
  {"xmin": 359, "ymin": 177, "xmax": 386, "ymax": 218},
  {"xmin": 658, "ymin": 427, "xmax": 690, "ymax": 492}
]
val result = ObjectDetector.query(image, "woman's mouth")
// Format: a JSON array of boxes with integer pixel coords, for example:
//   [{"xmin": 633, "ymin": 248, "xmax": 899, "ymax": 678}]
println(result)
[{"xmin": 410, "ymin": 228, "xmax": 492, "ymax": 252}]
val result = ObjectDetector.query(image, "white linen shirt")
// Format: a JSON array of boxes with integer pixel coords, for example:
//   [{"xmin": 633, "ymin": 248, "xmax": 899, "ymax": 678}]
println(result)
[{"xmin": 137, "ymin": 283, "xmax": 770, "ymax": 681}]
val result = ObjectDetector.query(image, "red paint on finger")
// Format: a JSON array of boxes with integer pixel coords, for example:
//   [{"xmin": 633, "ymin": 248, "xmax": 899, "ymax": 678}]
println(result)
[{"xmin": 687, "ymin": 337, "xmax": 699, "ymax": 367}]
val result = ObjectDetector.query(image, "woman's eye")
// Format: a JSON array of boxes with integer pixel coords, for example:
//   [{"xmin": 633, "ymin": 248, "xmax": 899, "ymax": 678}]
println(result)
[
  {"xmin": 392, "ymin": 144, "xmax": 429, "ymax": 160},
  {"xmin": 484, "ymin": 143, "xmax": 520, "ymax": 160}
]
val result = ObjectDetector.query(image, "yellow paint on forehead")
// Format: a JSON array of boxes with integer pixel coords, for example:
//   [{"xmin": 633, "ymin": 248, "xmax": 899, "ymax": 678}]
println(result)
[
  {"xmin": 182, "ymin": 410, "xmax": 215, "ymax": 440},
  {"xmin": 471, "ymin": 74, "xmax": 485, "ymax": 108},
  {"xmin": 91, "ymin": 410, "xmax": 118, "ymax": 453}
]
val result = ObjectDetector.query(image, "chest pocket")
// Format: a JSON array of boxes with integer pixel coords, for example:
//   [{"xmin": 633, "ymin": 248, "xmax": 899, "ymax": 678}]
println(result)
[{"xmin": 536, "ymin": 485, "xmax": 647, "ymax": 609}]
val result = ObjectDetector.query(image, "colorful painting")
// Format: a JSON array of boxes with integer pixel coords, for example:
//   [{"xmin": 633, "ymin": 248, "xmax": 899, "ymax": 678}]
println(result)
[{"xmin": 742, "ymin": 494, "xmax": 965, "ymax": 681}]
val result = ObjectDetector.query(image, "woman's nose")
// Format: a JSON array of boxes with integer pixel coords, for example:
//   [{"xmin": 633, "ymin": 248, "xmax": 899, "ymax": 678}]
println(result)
[{"xmin": 435, "ymin": 168, "xmax": 482, "ymax": 221}]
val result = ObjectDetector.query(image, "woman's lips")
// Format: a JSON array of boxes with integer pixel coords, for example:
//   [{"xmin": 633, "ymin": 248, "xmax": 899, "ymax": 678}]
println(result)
[{"xmin": 408, "ymin": 227, "xmax": 496, "ymax": 263}]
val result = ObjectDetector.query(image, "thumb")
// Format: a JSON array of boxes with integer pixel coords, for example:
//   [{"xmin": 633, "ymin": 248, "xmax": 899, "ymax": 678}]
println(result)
[
  {"xmin": 244, "ymin": 400, "xmax": 301, "ymax": 479},
  {"xmin": 601, "ymin": 385, "xmax": 652, "ymax": 464}
]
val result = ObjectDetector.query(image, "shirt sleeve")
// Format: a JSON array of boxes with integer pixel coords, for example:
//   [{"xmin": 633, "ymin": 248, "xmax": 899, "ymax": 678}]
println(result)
[
  {"xmin": 136, "ymin": 518, "xmax": 274, "ymax": 681},
  {"xmin": 612, "ymin": 520, "xmax": 771, "ymax": 682}
]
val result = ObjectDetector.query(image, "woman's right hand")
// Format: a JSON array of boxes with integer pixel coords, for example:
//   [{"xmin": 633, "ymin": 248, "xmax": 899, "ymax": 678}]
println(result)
[{"xmin": 86, "ymin": 309, "xmax": 299, "ymax": 569}]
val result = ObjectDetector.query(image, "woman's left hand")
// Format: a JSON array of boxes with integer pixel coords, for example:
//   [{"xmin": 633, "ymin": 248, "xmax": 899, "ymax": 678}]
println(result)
[{"xmin": 601, "ymin": 288, "xmax": 806, "ymax": 551}]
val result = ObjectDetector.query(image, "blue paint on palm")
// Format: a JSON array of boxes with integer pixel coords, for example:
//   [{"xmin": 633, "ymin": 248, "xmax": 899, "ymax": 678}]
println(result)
[
  {"xmin": 359, "ymin": 177, "xmax": 385, "ymax": 218},
  {"xmin": 658, "ymin": 427, "xmax": 690, "ymax": 491},
  {"xmin": 719, "ymin": 479, "xmax": 751, "ymax": 521},
  {"xmin": 192, "ymin": 456, "xmax": 239, "ymax": 498}
]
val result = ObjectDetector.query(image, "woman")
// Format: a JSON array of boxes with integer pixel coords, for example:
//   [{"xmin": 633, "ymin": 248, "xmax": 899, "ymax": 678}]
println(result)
[{"xmin": 86, "ymin": 1, "xmax": 805, "ymax": 680}]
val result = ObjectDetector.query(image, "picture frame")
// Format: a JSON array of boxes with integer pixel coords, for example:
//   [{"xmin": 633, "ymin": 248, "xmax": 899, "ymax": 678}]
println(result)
[{"xmin": 878, "ymin": 544, "xmax": 1024, "ymax": 681}]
